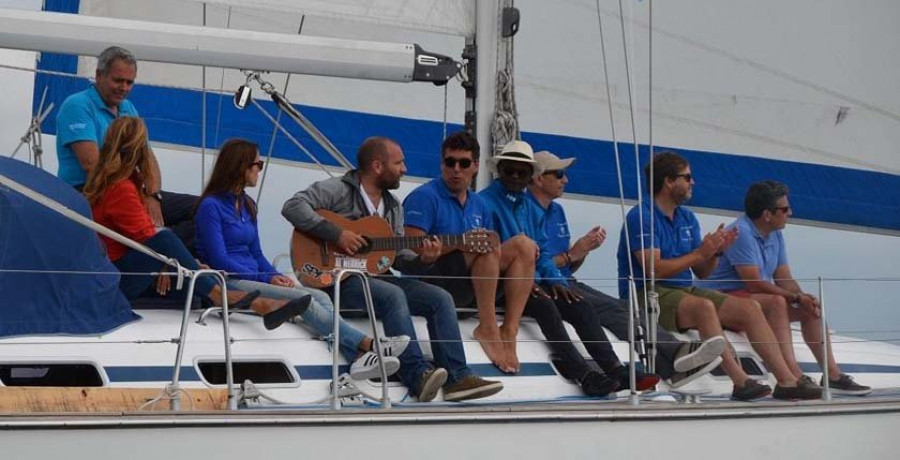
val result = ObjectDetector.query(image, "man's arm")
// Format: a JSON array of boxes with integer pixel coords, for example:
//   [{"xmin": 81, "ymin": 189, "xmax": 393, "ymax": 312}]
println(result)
[
  {"xmin": 281, "ymin": 179, "xmax": 344, "ymax": 242},
  {"xmin": 70, "ymin": 141, "xmax": 100, "ymax": 174},
  {"xmin": 633, "ymin": 247, "xmax": 709, "ymax": 281}
]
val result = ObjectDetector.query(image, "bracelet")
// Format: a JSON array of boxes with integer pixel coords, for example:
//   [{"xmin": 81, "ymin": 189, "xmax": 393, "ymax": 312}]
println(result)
[{"xmin": 562, "ymin": 251, "xmax": 572, "ymax": 265}]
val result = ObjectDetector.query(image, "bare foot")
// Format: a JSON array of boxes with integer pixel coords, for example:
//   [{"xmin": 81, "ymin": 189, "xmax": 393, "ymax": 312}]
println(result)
[
  {"xmin": 473, "ymin": 323, "xmax": 513, "ymax": 373},
  {"xmin": 499, "ymin": 324, "xmax": 520, "ymax": 374}
]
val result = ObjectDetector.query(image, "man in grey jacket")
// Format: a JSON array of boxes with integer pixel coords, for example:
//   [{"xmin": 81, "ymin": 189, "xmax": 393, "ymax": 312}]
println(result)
[{"xmin": 282, "ymin": 137, "xmax": 502, "ymax": 402}]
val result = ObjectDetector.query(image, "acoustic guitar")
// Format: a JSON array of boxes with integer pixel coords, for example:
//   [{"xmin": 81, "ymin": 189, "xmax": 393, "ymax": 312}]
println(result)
[{"xmin": 291, "ymin": 209, "xmax": 499, "ymax": 288}]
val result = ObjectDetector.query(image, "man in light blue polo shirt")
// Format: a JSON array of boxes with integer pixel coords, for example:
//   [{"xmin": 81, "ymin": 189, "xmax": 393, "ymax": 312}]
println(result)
[
  {"xmin": 56, "ymin": 46, "xmax": 196, "ymax": 245},
  {"xmin": 617, "ymin": 151, "xmax": 821, "ymax": 400},
  {"xmin": 400, "ymin": 131, "xmax": 535, "ymax": 375},
  {"xmin": 704, "ymin": 181, "xmax": 870, "ymax": 395}
]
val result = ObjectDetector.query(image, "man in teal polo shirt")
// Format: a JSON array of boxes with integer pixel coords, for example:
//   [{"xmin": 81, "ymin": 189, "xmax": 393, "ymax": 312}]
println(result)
[
  {"xmin": 704, "ymin": 180, "xmax": 870, "ymax": 395},
  {"xmin": 56, "ymin": 46, "xmax": 195, "ymax": 243},
  {"xmin": 617, "ymin": 151, "xmax": 821, "ymax": 400}
]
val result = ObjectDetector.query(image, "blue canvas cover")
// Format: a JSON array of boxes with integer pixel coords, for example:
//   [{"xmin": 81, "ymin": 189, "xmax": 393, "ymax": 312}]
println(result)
[{"xmin": 0, "ymin": 156, "xmax": 137, "ymax": 337}]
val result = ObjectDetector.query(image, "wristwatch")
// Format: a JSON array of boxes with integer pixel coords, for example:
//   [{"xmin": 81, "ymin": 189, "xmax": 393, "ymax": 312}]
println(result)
[
  {"xmin": 149, "ymin": 192, "xmax": 163, "ymax": 202},
  {"xmin": 790, "ymin": 293, "xmax": 802, "ymax": 308}
]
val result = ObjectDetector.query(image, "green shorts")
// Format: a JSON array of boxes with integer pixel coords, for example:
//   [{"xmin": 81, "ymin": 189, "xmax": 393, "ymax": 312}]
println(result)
[{"xmin": 635, "ymin": 285, "xmax": 729, "ymax": 332}]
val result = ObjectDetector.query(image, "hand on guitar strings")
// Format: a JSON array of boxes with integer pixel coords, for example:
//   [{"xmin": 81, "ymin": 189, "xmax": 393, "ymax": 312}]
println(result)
[
  {"xmin": 337, "ymin": 229, "xmax": 368, "ymax": 255},
  {"xmin": 420, "ymin": 235, "xmax": 443, "ymax": 264}
]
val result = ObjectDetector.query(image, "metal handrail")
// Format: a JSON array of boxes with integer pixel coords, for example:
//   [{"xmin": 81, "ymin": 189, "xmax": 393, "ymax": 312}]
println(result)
[
  {"xmin": 169, "ymin": 269, "xmax": 237, "ymax": 411},
  {"xmin": 332, "ymin": 269, "xmax": 392, "ymax": 410}
]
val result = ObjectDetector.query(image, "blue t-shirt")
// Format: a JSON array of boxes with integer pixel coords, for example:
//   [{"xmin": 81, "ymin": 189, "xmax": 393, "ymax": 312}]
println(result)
[
  {"xmin": 703, "ymin": 214, "xmax": 788, "ymax": 291},
  {"xmin": 55, "ymin": 85, "xmax": 139, "ymax": 186},
  {"xmin": 616, "ymin": 200, "xmax": 701, "ymax": 298},
  {"xmin": 539, "ymin": 200, "xmax": 574, "ymax": 279},
  {"xmin": 403, "ymin": 178, "xmax": 493, "ymax": 235},
  {"xmin": 194, "ymin": 192, "xmax": 279, "ymax": 283},
  {"xmin": 479, "ymin": 180, "xmax": 567, "ymax": 286}
]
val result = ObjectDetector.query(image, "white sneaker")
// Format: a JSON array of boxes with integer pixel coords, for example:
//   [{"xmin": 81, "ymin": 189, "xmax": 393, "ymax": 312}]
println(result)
[
  {"xmin": 349, "ymin": 352, "xmax": 401, "ymax": 381},
  {"xmin": 673, "ymin": 336, "xmax": 727, "ymax": 372},
  {"xmin": 378, "ymin": 335, "xmax": 410, "ymax": 357}
]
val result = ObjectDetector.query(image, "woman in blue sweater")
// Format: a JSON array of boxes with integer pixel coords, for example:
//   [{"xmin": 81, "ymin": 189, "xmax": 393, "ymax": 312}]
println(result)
[{"xmin": 194, "ymin": 139, "xmax": 407, "ymax": 380}]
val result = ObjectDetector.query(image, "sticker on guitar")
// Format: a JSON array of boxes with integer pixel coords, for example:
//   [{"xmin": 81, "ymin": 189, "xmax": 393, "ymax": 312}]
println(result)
[{"xmin": 335, "ymin": 257, "xmax": 367, "ymax": 270}]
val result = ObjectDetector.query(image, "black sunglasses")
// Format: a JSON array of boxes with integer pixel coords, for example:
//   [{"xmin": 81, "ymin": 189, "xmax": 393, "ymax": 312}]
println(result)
[
  {"xmin": 500, "ymin": 164, "xmax": 533, "ymax": 178},
  {"xmin": 543, "ymin": 170, "xmax": 566, "ymax": 179},
  {"xmin": 250, "ymin": 160, "xmax": 264, "ymax": 170},
  {"xmin": 771, "ymin": 205, "xmax": 791, "ymax": 214},
  {"xmin": 443, "ymin": 157, "xmax": 473, "ymax": 169},
  {"xmin": 675, "ymin": 173, "xmax": 693, "ymax": 182}
]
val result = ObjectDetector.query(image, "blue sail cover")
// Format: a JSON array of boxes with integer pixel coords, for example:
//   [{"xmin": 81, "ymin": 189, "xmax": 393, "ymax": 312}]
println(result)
[{"xmin": 0, "ymin": 156, "xmax": 137, "ymax": 337}]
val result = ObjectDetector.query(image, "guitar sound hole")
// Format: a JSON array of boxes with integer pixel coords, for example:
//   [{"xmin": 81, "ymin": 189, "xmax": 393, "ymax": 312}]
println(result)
[{"xmin": 358, "ymin": 236, "xmax": 373, "ymax": 254}]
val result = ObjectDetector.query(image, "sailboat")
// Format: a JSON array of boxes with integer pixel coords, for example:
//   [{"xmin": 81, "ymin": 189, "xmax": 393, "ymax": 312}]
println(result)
[{"xmin": 1, "ymin": 1, "xmax": 899, "ymax": 458}]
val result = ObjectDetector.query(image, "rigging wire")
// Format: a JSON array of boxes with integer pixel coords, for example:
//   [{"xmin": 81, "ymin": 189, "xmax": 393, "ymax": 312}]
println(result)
[
  {"xmin": 256, "ymin": 14, "xmax": 305, "ymax": 205},
  {"xmin": 212, "ymin": 5, "xmax": 234, "ymax": 151}
]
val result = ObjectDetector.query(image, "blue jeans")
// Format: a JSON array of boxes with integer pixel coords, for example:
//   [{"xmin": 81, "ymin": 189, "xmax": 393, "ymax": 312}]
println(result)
[
  {"xmin": 114, "ymin": 230, "xmax": 215, "ymax": 301},
  {"xmin": 228, "ymin": 278, "xmax": 367, "ymax": 362},
  {"xmin": 330, "ymin": 276, "xmax": 472, "ymax": 393}
]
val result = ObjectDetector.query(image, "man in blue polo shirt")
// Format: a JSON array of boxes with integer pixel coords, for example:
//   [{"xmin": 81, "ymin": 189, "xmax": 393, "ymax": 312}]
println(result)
[
  {"xmin": 400, "ymin": 131, "xmax": 535, "ymax": 374},
  {"xmin": 704, "ymin": 180, "xmax": 870, "ymax": 395},
  {"xmin": 528, "ymin": 151, "xmax": 725, "ymax": 388},
  {"xmin": 617, "ymin": 151, "xmax": 821, "ymax": 400},
  {"xmin": 56, "ymin": 46, "xmax": 195, "ymax": 244}
]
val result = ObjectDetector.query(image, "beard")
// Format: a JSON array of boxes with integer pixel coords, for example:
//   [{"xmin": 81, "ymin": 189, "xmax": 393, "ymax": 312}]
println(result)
[{"xmin": 378, "ymin": 174, "xmax": 402, "ymax": 190}]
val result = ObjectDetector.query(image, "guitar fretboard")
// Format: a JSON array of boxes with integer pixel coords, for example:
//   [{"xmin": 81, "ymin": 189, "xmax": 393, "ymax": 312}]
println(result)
[{"xmin": 367, "ymin": 234, "xmax": 466, "ymax": 252}]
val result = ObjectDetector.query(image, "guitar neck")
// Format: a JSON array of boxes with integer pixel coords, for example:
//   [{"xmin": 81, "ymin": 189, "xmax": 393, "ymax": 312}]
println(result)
[{"xmin": 367, "ymin": 234, "xmax": 466, "ymax": 252}]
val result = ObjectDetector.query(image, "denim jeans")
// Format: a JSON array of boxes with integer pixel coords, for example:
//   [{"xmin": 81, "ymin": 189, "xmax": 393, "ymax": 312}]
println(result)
[
  {"xmin": 228, "ymin": 278, "xmax": 367, "ymax": 363},
  {"xmin": 329, "ymin": 275, "xmax": 472, "ymax": 393},
  {"xmin": 114, "ymin": 229, "xmax": 214, "ymax": 301},
  {"xmin": 572, "ymin": 280, "xmax": 680, "ymax": 378}
]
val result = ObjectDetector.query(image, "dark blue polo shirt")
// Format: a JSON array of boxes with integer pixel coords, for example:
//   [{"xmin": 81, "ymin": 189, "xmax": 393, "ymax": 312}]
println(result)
[{"xmin": 616, "ymin": 200, "xmax": 701, "ymax": 298}]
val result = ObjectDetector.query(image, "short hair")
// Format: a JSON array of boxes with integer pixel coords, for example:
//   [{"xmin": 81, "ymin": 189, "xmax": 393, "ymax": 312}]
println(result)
[
  {"xmin": 97, "ymin": 46, "xmax": 137, "ymax": 75},
  {"xmin": 441, "ymin": 131, "xmax": 480, "ymax": 161},
  {"xmin": 646, "ymin": 151, "xmax": 689, "ymax": 195},
  {"xmin": 357, "ymin": 137, "xmax": 396, "ymax": 172},
  {"xmin": 745, "ymin": 180, "xmax": 789, "ymax": 219}
]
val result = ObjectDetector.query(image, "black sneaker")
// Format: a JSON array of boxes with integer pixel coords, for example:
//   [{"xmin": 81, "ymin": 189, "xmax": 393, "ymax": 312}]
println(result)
[
  {"xmin": 608, "ymin": 365, "xmax": 660, "ymax": 391},
  {"xmin": 731, "ymin": 379, "xmax": 773, "ymax": 401},
  {"xmin": 821, "ymin": 374, "xmax": 872, "ymax": 396},
  {"xmin": 669, "ymin": 356, "xmax": 723, "ymax": 389},
  {"xmin": 579, "ymin": 370, "xmax": 620, "ymax": 397},
  {"xmin": 773, "ymin": 382, "xmax": 822, "ymax": 400},
  {"xmin": 416, "ymin": 368, "xmax": 448, "ymax": 402}
]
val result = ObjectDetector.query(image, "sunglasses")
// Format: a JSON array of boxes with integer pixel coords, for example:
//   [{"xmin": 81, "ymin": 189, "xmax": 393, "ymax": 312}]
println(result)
[
  {"xmin": 500, "ymin": 164, "xmax": 533, "ymax": 178},
  {"xmin": 675, "ymin": 173, "xmax": 693, "ymax": 182},
  {"xmin": 443, "ymin": 157, "xmax": 473, "ymax": 169},
  {"xmin": 771, "ymin": 205, "xmax": 791, "ymax": 214},
  {"xmin": 250, "ymin": 160, "xmax": 265, "ymax": 170},
  {"xmin": 543, "ymin": 170, "xmax": 566, "ymax": 179}
]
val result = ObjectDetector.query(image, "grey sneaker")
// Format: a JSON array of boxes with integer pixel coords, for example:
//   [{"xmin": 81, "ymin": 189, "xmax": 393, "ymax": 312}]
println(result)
[
  {"xmin": 443, "ymin": 375, "xmax": 504, "ymax": 402},
  {"xmin": 669, "ymin": 355, "xmax": 723, "ymax": 389},
  {"xmin": 673, "ymin": 336, "xmax": 727, "ymax": 372},
  {"xmin": 416, "ymin": 368, "xmax": 448, "ymax": 402},
  {"xmin": 822, "ymin": 374, "xmax": 872, "ymax": 396}
]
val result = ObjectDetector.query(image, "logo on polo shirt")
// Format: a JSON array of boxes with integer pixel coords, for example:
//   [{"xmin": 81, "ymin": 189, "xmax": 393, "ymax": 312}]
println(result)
[{"xmin": 68, "ymin": 123, "xmax": 87, "ymax": 132}]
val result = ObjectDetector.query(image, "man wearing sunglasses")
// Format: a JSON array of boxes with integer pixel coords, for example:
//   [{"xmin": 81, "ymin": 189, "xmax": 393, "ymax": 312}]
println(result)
[
  {"xmin": 399, "ymin": 131, "xmax": 534, "ymax": 374},
  {"xmin": 617, "ymin": 151, "xmax": 822, "ymax": 400},
  {"xmin": 527, "ymin": 151, "xmax": 726, "ymax": 389},
  {"xmin": 702, "ymin": 181, "xmax": 870, "ymax": 395},
  {"xmin": 477, "ymin": 140, "xmax": 661, "ymax": 396}
]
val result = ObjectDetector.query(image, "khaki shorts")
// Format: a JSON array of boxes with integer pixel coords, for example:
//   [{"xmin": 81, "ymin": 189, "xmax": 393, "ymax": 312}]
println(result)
[{"xmin": 635, "ymin": 285, "xmax": 729, "ymax": 332}]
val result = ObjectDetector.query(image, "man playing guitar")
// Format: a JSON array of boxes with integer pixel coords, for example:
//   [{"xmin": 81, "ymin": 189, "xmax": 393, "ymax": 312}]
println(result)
[{"xmin": 282, "ymin": 137, "xmax": 502, "ymax": 402}]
